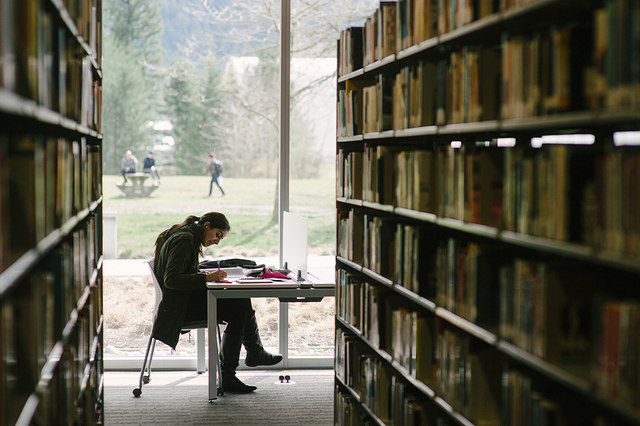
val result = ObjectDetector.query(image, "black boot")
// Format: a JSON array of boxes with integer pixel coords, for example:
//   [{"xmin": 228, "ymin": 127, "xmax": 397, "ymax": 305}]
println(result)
[
  {"xmin": 243, "ymin": 311, "xmax": 283, "ymax": 367},
  {"xmin": 220, "ymin": 333, "xmax": 257, "ymax": 393}
]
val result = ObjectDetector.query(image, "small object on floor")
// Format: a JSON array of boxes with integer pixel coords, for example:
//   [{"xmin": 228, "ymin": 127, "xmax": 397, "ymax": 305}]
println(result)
[{"xmin": 275, "ymin": 374, "xmax": 295, "ymax": 385}]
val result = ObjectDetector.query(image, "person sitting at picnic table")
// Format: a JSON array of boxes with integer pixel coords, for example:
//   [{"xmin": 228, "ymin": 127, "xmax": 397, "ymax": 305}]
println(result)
[
  {"xmin": 143, "ymin": 151, "xmax": 161, "ymax": 185},
  {"xmin": 120, "ymin": 150, "xmax": 138, "ymax": 184}
]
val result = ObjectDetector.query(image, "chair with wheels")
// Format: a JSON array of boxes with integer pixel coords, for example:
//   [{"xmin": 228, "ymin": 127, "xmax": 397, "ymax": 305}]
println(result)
[{"xmin": 132, "ymin": 258, "xmax": 225, "ymax": 397}]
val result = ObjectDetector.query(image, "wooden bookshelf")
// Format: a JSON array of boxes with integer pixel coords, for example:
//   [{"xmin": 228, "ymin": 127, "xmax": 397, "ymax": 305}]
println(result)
[
  {"xmin": 0, "ymin": 0, "xmax": 103, "ymax": 424},
  {"xmin": 335, "ymin": 0, "xmax": 640, "ymax": 424}
]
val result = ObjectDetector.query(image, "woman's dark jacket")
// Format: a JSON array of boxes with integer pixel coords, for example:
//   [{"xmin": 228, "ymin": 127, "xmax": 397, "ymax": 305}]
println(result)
[{"xmin": 151, "ymin": 226, "xmax": 206, "ymax": 349}]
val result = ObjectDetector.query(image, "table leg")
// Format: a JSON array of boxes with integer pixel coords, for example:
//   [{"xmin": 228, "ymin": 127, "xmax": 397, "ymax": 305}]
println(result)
[{"xmin": 208, "ymin": 291, "xmax": 218, "ymax": 402}]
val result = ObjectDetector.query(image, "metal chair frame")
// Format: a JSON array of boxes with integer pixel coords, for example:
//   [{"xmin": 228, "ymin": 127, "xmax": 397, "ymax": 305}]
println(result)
[{"xmin": 133, "ymin": 259, "xmax": 225, "ymax": 397}]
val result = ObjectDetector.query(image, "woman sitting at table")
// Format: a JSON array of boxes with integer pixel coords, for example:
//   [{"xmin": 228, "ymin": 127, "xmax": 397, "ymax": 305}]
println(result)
[{"xmin": 151, "ymin": 211, "xmax": 282, "ymax": 393}]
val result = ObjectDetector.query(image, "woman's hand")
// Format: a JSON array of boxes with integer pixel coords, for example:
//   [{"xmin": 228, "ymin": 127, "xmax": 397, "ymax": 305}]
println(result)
[{"xmin": 205, "ymin": 270, "xmax": 228, "ymax": 282}]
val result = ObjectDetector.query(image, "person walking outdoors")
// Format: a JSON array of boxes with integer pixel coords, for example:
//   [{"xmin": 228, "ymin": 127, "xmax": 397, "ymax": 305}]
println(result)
[{"xmin": 206, "ymin": 153, "xmax": 225, "ymax": 196}]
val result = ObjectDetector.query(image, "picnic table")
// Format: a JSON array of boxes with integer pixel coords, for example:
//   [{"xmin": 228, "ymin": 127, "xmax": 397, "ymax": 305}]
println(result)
[{"xmin": 116, "ymin": 173, "xmax": 159, "ymax": 197}]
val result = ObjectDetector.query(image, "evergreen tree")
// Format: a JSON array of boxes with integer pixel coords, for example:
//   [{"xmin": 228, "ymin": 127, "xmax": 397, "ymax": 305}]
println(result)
[
  {"xmin": 104, "ymin": 0, "xmax": 165, "ymax": 65},
  {"xmin": 102, "ymin": 0, "xmax": 165, "ymax": 173},
  {"xmin": 163, "ymin": 61, "xmax": 208, "ymax": 175},
  {"xmin": 199, "ymin": 61, "xmax": 226, "ymax": 165},
  {"xmin": 102, "ymin": 33, "xmax": 157, "ymax": 173}
]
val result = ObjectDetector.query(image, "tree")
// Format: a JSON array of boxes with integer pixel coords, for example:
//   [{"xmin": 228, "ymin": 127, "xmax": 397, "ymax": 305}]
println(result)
[
  {"xmin": 102, "ymin": 0, "xmax": 165, "ymax": 173},
  {"xmin": 104, "ymin": 0, "xmax": 165, "ymax": 66},
  {"xmin": 163, "ymin": 60, "xmax": 211, "ymax": 175},
  {"xmin": 102, "ymin": 33, "xmax": 158, "ymax": 173},
  {"xmin": 180, "ymin": 0, "xmax": 377, "ymax": 179}
]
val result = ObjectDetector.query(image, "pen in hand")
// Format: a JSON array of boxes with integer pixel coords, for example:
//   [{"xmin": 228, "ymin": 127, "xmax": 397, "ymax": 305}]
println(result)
[{"xmin": 213, "ymin": 260, "xmax": 228, "ymax": 282}]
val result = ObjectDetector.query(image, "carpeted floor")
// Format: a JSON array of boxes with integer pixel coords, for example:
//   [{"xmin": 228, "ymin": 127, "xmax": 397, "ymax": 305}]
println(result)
[{"xmin": 104, "ymin": 370, "xmax": 335, "ymax": 425}]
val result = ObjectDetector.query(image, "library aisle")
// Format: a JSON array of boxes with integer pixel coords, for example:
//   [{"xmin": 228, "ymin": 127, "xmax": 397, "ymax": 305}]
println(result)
[{"xmin": 104, "ymin": 370, "xmax": 333, "ymax": 425}]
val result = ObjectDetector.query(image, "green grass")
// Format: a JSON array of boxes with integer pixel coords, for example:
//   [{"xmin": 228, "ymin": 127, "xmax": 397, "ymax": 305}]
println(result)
[{"xmin": 103, "ymin": 174, "xmax": 336, "ymax": 259}]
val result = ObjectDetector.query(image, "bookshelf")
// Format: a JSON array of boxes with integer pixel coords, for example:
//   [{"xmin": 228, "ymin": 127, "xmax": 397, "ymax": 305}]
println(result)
[
  {"xmin": 335, "ymin": 0, "xmax": 640, "ymax": 425},
  {"xmin": 0, "ymin": 0, "xmax": 103, "ymax": 424}
]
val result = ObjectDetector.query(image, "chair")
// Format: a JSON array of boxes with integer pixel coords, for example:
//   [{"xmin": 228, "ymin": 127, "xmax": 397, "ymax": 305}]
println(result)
[{"xmin": 133, "ymin": 259, "xmax": 225, "ymax": 397}]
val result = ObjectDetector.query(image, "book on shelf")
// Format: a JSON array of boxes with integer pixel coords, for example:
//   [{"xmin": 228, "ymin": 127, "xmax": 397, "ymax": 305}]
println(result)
[
  {"xmin": 499, "ymin": 259, "xmax": 593, "ymax": 368},
  {"xmin": 437, "ymin": 0, "xmax": 494, "ymax": 35},
  {"xmin": 0, "ymin": 137, "xmax": 7, "ymax": 272},
  {"xmin": 390, "ymin": 375, "xmax": 435, "ymax": 425},
  {"xmin": 37, "ymin": 7, "xmax": 54, "ymax": 110},
  {"xmin": 56, "ymin": 138, "xmax": 75, "ymax": 227},
  {"xmin": 8, "ymin": 136, "xmax": 40, "ymax": 263},
  {"xmin": 15, "ymin": 0, "xmax": 38, "ymax": 101},
  {"xmin": 349, "ymin": 151, "xmax": 364, "ymax": 200},
  {"xmin": 1, "ymin": 301, "xmax": 19, "ymax": 426},
  {"xmin": 593, "ymin": 300, "xmax": 640, "ymax": 411},
  {"xmin": 0, "ymin": 0, "xmax": 17, "ymax": 91},
  {"xmin": 502, "ymin": 25, "xmax": 592, "ymax": 119},
  {"xmin": 376, "ymin": 73, "xmax": 394, "ymax": 132},
  {"xmin": 585, "ymin": 1, "xmax": 640, "ymax": 110},
  {"xmin": 465, "ymin": 146, "xmax": 503, "ymax": 227},
  {"xmin": 394, "ymin": 223, "xmax": 436, "ymax": 298},
  {"xmin": 502, "ymin": 368, "xmax": 563, "ymax": 426},
  {"xmin": 338, "ymin": 26, "xmax": 363, "ymax": 77},
  {"xmin": 379, "ymin": 1, "xmax": 396, "ymax": 60},
  {"xmin": 56, "ymin": 27, "xmax": 68, "ymax": 116},
  {"xmin": 436, "ymin": 325, "xmax": 501, "ymax": 425},
  {"xmin": 335, "ymin": 388, "xmax": 359, "ymax": 425},
  {"xmin": 391, "ymin": 307, "xmax": 417, "ymax": 375},
  {"xmin": 587, "ymin": 141, "xmax": 640, "ymax": 259},
  {"xmin": 364, "ymin": 215, "xmax": 397, "ymax": 279},
  {"xmin": 435, "ymin": 238, "xmax": 501, "ymax": 327},
  {"xmin": 337, "ymin": 207, "xmax": 364, "ymax": 264},
  {"xmin": 361, "ymin": 354, "xmax": 392, "ymax": 423}
]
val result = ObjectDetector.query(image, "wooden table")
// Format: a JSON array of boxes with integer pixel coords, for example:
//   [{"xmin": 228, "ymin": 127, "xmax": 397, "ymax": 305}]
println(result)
[{"xmin": 116, "ymin": 172, "xmax": 158, "ymax": 197}]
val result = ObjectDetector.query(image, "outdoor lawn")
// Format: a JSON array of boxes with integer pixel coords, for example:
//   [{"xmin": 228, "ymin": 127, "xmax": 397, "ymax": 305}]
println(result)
[
  {"xmin": 102, "ymin": 173, "xmax": 336, "ymax": 259},
  {"xmin": 102, "ymin": 173, "xmax": 337, "ymax": 357}
]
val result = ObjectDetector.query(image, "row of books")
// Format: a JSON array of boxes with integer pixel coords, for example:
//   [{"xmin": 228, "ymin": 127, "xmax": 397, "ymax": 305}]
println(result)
[
  {"xmin": 334, "ymin": 387, "xmax": 360, "ymax": 425},
  {"xmin": 390, "ymin": 375, "xmax": 432, "ymax": 426},
  {"xmin": 339, "ymin": 2, "xmax": 640, "ymax": 131},
  {"xmin": 337, "ymin": 318, "xmax": 503, "ymax": 426},
  {"xmin": 66, "ymin": 0, "xmax": 102, "ymax": 61},
  {"xmin": 436, "ymin": 326, "xmax": 501, "ymax": 425},
  {"xmin": 341, "ymin": 241, "xmax": 640, "ymax": 416},
  {"xmin": 0, "ymin": 0, "xmax": 101, "ymax": 130},
  {"xmin": 500, "ymin": 26, "xmax": 589, "ymax": 120},
  {"xmin": 0, "ymin": 135, "xmax": 100, "ymax": 271},
  {"xmin": 338, "ymin": 25, "xmax": 584, "ymax": 131},
  {"xmin": 586, "ymin": 1, "xmax": 640, "ymax": 110},
  {"xmin": 339, "ymin": 140, "xmax": 640, "ymax": 259},
  {"xmin": 434, "ymin": 239, "xmax": 499, "ymax": 326},
  {"xmin": 498, "ymin": 259, "xmax": 591, "ymax": 365},
  {"xmin": 337, "ymin": 260, "xmax": 640, "ymax": 423},
  {"xmin": 32, "ymin": 336, "xmax": 102, "ymax": 425},
  {"xmin": 391, "ymin": 307, "xmax": 435, "ymax": 383},
  {"xmin": 335, "ymin": 380, "xmax": 433, "ymax": 426},
  {"xmin": 588, "ymin": 142, "xmax": 640, "ymax": 260},
  {"xmin": 338, "ymin": 0, "xmax": 538, "ymax": 77},
  {"xmin": 336, "ymin": 270, "xmax": 383, "ymax": 347},
  {"xmin": 337, "ymin": 144, "xmax": 503, "ymax": 229},
  {"xmin": 336, "ymin": 270, "xmax": 436, "ymax": 382},
  {"xmin": 502, "ymin": 368, "xmax": 563, "ymax": 426},
  {"xmin": 0, "ymin": 239, "xmax": 101, "ymax": 425},
  {"xmin": 337, "ymin": 209, "xmax": 432, "ymax": 294}
]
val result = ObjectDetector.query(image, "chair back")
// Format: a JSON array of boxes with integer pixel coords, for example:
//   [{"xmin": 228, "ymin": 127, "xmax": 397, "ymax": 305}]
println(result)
[
  {"xmin": 146, "ymin": 257, "xmax": 209, "ymax": 330},
  {"xmin": 146, "ymin": 258, "xmax": 163, "ymax": 320}
]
